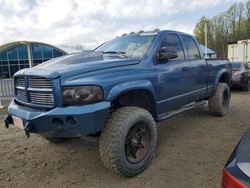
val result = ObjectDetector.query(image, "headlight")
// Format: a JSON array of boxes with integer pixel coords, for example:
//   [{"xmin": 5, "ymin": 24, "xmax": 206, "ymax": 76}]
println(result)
[{"xmin": 62, "ymin": 86, "xmax": 103, "ymax": 105}]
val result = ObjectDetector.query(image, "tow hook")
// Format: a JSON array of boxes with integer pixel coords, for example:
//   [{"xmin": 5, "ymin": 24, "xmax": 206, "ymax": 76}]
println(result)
[
  {"xmin": 4, "ymin": 115, "xmax": 13, "ymax": 129},
  {"xmin": 24, "ymin": 122, "xmax": 32, "ymax": 138}
]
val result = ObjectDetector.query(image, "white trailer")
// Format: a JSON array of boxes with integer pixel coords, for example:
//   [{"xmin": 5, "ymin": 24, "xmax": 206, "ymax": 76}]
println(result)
[{"xmin": 228, "ymin": 39, "xmax": 250, "ymax": 63}]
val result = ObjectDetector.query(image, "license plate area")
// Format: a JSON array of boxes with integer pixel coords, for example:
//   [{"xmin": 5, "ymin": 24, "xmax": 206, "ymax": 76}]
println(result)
[{"xmin": 12, "ymin": 116, "xmax": 24, "ymax": 129}]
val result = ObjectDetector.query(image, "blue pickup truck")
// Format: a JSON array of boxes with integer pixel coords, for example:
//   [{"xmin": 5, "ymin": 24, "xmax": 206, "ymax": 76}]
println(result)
[{"xmin": 5, "ymin": 30, "xmax": 231, "ymax": 177}]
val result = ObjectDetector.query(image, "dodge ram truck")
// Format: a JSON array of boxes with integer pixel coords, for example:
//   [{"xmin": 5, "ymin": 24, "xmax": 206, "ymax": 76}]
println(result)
[{"xmin": 5, "ymin": 30, "xmax": 232, "ymax": 177}]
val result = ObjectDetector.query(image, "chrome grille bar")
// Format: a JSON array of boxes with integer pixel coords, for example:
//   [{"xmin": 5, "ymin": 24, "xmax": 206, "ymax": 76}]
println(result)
[
  {"xmin": 17, "ymin": 90, "xmax": 27, "ymax": 102},
  {"xmin": 29, "ymin": 76, "xmax": 52, "ymax": 89},
  {"xmin": 16, "ymin": 76, "xmax": 25, "ymax": 87},
  {"xmin": 30, "ymin": 92, "xmax": 55, "ymax": 105}
]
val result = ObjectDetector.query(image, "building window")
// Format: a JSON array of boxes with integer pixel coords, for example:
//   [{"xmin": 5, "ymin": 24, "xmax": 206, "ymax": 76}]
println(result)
[
  {"xmin": 31, "ymin": 44, "xmax": 65, "ymax": 66},
  {"xmin": 42, "ymin": 46, "xmax": 53, "ymax": 59},
  {"xmin": 0, "ymin": 45, "xmax": 30, "ymax": 78},
  {"xmin": 53, "ymin": 49, "xmax": 64, "ymax": 57},
  {"xmin": 16, "ymin": 45, "xmax": 29, "ymax": 71},
  {"xmin": 0, "ymin": 51, "xmax": 9, "ymax": 78},
  {"xmin": 0, "ymin": 43, "xmax": 66, "ymax": 78}
]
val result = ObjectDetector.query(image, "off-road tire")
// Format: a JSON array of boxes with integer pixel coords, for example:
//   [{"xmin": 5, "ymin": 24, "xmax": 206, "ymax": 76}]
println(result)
[
  {"xmin": 99, "ymin": 106, "xmax": 157, "ymax": 177},
  {"xmin": 208, "ymin": 83, "xmax": 230, "ymax": 116}
]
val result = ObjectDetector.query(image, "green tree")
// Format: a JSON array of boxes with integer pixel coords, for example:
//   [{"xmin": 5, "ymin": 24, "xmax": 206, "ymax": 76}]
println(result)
[{"xmin": 194, "ymin": 0, "xmax": 250, "ymax": 58}]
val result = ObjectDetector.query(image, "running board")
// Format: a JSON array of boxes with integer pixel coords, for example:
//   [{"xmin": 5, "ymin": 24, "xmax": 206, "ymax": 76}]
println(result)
[{"xmin": 157, "ymin": 101, "xmax": 206, "ymax": 122}]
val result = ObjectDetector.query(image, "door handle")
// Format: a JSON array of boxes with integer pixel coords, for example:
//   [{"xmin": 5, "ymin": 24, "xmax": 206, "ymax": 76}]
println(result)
[{"xmin": 181, "ymin": 67, "xmax": 189, "ymax": 71}]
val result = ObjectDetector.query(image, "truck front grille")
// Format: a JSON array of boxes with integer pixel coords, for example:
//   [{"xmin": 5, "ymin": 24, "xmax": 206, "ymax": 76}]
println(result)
[{"xmin": 15, "ymin": 76, "xmax": 56, "ymax": 108}]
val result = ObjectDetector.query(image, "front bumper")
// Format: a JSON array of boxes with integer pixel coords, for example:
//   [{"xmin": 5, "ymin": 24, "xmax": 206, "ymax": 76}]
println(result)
[{"xmin": 5, "ymin": 100, "xmax": 110, "ymax": 137}]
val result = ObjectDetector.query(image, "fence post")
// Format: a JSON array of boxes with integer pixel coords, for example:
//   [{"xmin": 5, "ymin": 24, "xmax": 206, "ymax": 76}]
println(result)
[
  {"xmin": 0, "ymin": 100, "xmax": 3, "ymax": 109},
  {"xmin": 0, "ymin": 79, "xmax": 4, "ymax": 109}
]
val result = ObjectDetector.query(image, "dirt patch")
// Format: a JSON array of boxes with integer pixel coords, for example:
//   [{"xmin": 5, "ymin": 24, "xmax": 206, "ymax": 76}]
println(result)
[{"xmin": 0, "ymin": 91, "xmax": 249, "ymax": 188}]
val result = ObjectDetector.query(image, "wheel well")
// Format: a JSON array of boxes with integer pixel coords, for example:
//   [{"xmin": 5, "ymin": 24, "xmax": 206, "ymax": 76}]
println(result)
[
  {"xmin": 111, "ymin": 90, "xmax": 157, "ymax": 120},
  {"xmin": 219, "ymin": 73, "xmax": 230, "ymax": 85}
]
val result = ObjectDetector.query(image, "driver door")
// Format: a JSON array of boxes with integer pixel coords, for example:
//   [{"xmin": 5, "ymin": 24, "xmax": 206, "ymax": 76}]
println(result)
[{"xmin": 155, "ymin": 33, "xmax": 191, "ymax": 114}]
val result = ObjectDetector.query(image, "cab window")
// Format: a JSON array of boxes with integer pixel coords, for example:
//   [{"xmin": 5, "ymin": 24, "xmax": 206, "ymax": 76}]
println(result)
[{"xmin": 160, "ymin": 33, "xmax": 185, "ymax": 60}]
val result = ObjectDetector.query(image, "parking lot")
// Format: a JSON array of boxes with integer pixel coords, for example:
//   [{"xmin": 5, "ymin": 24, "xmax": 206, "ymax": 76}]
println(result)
[{"xmin": 0, "ymin": 90, "xmax": 249, "ymax": 188}]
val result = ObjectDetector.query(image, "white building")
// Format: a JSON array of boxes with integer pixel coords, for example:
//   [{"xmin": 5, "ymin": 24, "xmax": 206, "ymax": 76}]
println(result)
[{"xmin": 228, "ymin": 39, "xmax": 250, "ymax": 63}]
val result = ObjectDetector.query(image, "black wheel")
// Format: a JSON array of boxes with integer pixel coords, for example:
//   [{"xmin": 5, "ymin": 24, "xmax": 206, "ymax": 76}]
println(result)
[
  {"xmin": 99, "ymin": 106, "xmax": 157, "ymax": 177},
  {"xmin": 208, "ymin": 83, "xmax": 231, "ymax": 116},
  {"xmin": 41, "ymin": 136, "xmax": 72, "ymax": 144}
]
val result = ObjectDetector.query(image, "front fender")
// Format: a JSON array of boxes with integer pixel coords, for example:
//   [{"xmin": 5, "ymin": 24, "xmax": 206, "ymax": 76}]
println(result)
[{"xmin": 107, "ymin": 80, "xmax": 156, "ymax": 101}]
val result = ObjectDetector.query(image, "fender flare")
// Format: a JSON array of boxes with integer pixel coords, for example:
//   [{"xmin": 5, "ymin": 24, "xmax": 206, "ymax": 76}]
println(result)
[
  {"xmin": 107, "ymin": 80, "xmax": 156, "ymax": 102},
  {"xmin": 212, "ymin": 69, "xmax": 230, "ymax": 94}
]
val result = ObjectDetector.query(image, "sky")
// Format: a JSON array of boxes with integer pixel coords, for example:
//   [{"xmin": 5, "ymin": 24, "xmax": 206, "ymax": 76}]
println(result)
[{"xmin": 0, "ymin": 0, "xmax": 246, "ymax": 49}]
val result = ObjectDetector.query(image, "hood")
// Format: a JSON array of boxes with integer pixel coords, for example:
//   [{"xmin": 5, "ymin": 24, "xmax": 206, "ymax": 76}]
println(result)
[{"xmin": 16, "ymin": 52, "xmax": 141, "ymax": 79}]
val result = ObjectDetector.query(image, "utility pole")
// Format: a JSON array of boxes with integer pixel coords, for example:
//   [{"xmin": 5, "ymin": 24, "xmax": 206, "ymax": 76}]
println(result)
[
  {"xmin": 204, "ymin": 23, "xmax": 208, "ymax": 59},
  {"xmin": 70, "ymin": 31, "xmax": 72, "ymax": 53}
]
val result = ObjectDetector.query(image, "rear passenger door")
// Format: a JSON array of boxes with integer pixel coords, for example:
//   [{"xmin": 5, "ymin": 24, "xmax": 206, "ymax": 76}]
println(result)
[{"xmin": 180, "ymin": 35, "xmax": 208, "ymax": 102}]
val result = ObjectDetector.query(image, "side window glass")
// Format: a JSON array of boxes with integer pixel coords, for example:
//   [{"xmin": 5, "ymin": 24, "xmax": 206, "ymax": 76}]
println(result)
[
  {"xmin": 160, "ymin": 33, "xmax": 185, "ymax": 60},
  {"xmin": 181, "ymin": 35, "xmax": 201, "ymax": 60}
]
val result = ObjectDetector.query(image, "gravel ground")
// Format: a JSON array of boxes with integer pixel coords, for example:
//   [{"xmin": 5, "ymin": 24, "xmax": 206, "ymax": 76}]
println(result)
[{"xmin": 0, "ymin": 91, "xmax": 249, "ymax": 188}]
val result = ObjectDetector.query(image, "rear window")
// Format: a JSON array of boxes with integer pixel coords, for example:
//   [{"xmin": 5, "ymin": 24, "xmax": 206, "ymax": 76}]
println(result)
[{"xmin": 231, "ymin": 63, "xmax": 242, "ymax": 69}]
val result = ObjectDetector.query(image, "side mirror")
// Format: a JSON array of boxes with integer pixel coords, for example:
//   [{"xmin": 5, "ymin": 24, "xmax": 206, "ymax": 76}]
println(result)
[{"xmin": 157, "ymin": 47, "xmax": 178, "ymax": 62}]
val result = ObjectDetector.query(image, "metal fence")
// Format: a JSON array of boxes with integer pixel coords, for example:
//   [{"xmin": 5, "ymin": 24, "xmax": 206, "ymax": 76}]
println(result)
[
  {"xmin": 0, "ymin": 79, "xmax": 14, "ymax": 107},
  {"xmin": 0, "ymin": 79, "xmax": 15, "ymax": 98}
]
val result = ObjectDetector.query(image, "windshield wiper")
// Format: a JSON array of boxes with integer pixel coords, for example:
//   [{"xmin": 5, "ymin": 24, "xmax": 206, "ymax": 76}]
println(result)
[{"xmin": 103, "ymin": 51, "xmax": 128, "ymax": 58}]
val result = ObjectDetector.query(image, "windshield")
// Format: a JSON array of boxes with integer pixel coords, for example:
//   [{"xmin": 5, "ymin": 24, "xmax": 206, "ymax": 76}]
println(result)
[
  {"xmin": 94, "ymin": 34, "xmax": 156, "ymax": 58},
  {"xmin": 231, "ymin": 63, "xmax": 242, "ymax": 69}
]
